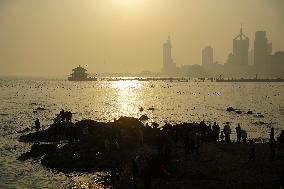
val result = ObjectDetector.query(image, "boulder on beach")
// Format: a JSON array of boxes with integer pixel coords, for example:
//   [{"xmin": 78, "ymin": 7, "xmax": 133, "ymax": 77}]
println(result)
[
  {"xmin": 226, "ymin": 107, "xmax": 235, "ymax": 112},
  {"xmin": 255, "ymin": 113, "xmax": 264, "ymax": 118},
  {"xmin": 139, "ymin": 114, "xmax": 149, "ymax": 121},
  {"xmin": 247, "ymin": 111, "xmax": 253, "ymax": 115},
  {"xmin": 18, "ymin": 144, "xmax": 57, "ymax": 161},
  {"xmin": 236, "ymin": 110, "xmax": 242, "ymax": 114}
]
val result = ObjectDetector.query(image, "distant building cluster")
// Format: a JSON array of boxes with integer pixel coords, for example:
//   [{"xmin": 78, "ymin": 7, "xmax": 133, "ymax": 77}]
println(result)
[
  {"xmin": 204, "ymin": 28, "xmax": 284, "ymax": 77},
  {"xmin": 161, "ymin": 28, "xmax": 284, "ymax": 77}
]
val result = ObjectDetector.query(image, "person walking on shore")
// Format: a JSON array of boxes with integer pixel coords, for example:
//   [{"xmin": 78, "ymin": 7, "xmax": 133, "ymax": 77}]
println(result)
[
  {"xmin": 223, "ymin": 122, "xmax": 231, "ymax": 142},
  {"xmin": 235, "ymin": 124, "xmax": 242, "ymax": 143}
]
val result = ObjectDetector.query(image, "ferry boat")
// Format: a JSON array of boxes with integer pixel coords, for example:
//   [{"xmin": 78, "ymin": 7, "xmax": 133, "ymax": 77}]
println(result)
[{"xmin": 68, "ymin": 65, "xmax": 97, "ymax": 81}]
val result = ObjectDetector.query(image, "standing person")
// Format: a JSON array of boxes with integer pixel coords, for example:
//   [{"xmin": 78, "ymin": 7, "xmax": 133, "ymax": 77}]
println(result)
[
  {"xmin": 212, "ymin": 122, "xmax": 220, "ymax": 142},
  {"xmin": 35, "ymin": 118, "xmax": 40, "ymax": 132},
  {"xmin": 60, "ymin": 109, "xmax": 65, "ymax": 122},
  {"xmin": 223, "ymin": 122, "xmax": 231, "ymax": 142},
  {"xmin": 269, "ymin": 127, "xmax": 275, "ymax": 143},
  {"xmin": 235, "ymin": 124, "xmax": 242, "ymax": 143},
  {"xmin": 241, "ymin": 130, "xmax": 247, "ymax": 143},
  {"xmin": 278, "ymin": 130, "xmax": 284, "ymax": 143}
]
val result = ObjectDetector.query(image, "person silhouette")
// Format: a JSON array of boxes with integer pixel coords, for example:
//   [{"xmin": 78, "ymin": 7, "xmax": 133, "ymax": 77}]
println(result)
[
  {"xmin": 212, "ymin": 122, "xmax": 220, "ymax": 142},
  {"xmin": 277, "ymin": 130, "xmax": 284, "ymax": 143},
  {"xmin": 235, "ymin": 124, "xmax": 242, "ymax": 143},
  {"xmin": 223, "ymin": 122, "xmax": 231, "ymax": 142},
  {"xmin": 269, "ymin": 127, "xmax": 275, "ymax": 143},
  {"xmin": 241, "ymin": 130, "xmax": 247, "ymax": 143},
  {"xmin": 35, "ymin": 118, "xmax": 40, "ymax": 132}
]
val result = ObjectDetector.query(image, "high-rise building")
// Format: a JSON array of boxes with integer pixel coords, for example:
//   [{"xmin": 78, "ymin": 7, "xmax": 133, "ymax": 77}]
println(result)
[
  {"xmin": 202, "ymin": 46, "xmax": 213, "ymax": 67},
  {"xmin": 254, "ymin": 31, "xmax": 271, "ymax": 68},
  {"xmin": 162, "ymin": 36, "xmax": 176, "ymax": 73},
  {"xmin": 268, "ymin": 42, "xmax": 273, "ymax": 55},
  {"xmin": 248, "ymin": 49, "xmax": 254, "ymax": 66},
  {"xmin": 232, "ymin": 28, "xmax": 249, "ymax": 66}
]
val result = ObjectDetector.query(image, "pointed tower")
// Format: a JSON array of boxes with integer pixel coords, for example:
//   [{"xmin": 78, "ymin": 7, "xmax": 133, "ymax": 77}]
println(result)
[
  {"xmin": 162, "ymin": 36, "xmax": 176, "ymax": 73},
  {"xmin": 233, "ymin": 27, "xmax": 249, "ymax": 66}
]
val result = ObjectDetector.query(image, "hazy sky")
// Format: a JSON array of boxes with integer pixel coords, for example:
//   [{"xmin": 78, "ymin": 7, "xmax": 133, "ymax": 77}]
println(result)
[{"xmin": 0, "ymin": 0, "xmax": 284, "ymax": 76}]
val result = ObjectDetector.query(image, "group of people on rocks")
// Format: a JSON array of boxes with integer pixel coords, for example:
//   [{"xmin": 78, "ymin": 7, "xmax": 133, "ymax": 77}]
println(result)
[
  {"xmin": 220, "ymin": 122, "xmax": 248, "ymax": 143},
  {"xmin": 33, "ymin": 109, "xmax": 72, "ymax": 132},
  {"xmin": 31, "ymin": 110, "xmax": 284, "ymax": 188},
  {"xmin": 192, "ymin": 121, "xmax": 248, "ymax": 143},
  {"xmin": 54, "ymin": 109, "xmax": 72, "ymax": 124}
]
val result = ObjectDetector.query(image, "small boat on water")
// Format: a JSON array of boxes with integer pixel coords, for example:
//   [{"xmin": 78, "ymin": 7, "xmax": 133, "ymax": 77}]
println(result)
[{"xmin": 68, "ymin": 65, "xmax": 97, "ymax": 81}]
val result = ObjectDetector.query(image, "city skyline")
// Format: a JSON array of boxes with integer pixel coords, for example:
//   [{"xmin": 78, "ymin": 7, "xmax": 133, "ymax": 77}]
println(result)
[
  {"xmin": 0, "ymin": 0, "xmax": 284, "ymax": 76},
  {"xmin": 162, "ymin": 27, "xmax": 284, "ymax": 77}
]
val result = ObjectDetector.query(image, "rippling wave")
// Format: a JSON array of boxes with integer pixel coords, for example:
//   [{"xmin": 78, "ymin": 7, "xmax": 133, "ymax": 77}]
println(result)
[{"xmin": 0, "ymin": 78, "xmax": 283, "ymax": 188}]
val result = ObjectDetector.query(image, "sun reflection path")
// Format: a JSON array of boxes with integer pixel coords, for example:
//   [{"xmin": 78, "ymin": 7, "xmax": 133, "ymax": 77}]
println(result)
[{"xmin": 111, "ymin": 80, "xmax": 144, "ymax": 118}]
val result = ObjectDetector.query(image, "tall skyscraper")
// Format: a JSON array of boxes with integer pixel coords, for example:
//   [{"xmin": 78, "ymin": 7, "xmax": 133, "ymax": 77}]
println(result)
[
  {"xmin": 254, "ymin": 31, "xmax": 271, "ymax": 68},
  {"xmin": 248, "ymin": 49, "xmax": 254, "ymax": 66},
  {"xmin": 162, "ymin": 36, "xmax": 176, "ymax": 73},
  {"xmin": 232, "ymin": 27, "xmax": 249, "ymax": 66},
  {"xmin": 202, "ymin": 46, "xmax": 213, "ymax": 67},
  {"xmin": 268, "ymin": 42, "xmax": 273, "ymax": 55}
]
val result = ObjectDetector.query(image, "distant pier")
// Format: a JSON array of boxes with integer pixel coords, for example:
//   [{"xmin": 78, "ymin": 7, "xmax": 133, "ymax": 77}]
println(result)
[
  {"xmin": 99, "ymin": 77, "xmax": 191, "ymax": 82},
  {"xmin": 216, "ymin": 78, "xmax": 284, "ymax": 82},
  {"xmin": 98, "ymin": 77, "xmax": 284, "ymax": 82}
]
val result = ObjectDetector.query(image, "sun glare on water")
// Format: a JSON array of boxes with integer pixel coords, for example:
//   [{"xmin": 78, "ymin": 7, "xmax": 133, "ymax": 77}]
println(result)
[{"xmin": 111, "ymin": 80, "xmax": 144, "ymax": 117}]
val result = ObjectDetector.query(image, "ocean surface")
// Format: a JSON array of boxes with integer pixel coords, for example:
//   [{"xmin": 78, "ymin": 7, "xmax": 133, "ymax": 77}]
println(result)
[{"xmin": 0, "ymin": 77, "xmax": 284, "ymax": 188}]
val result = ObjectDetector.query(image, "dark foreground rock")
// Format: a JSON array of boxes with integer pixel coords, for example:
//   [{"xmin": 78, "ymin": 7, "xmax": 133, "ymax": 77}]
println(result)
[
  {"xmin": 19, "ymin": 117, "xmax": 284, "ymax": 189},
  {"xmin": 18, "ymin": 144, "xmax": 57, "ymax": 161}
]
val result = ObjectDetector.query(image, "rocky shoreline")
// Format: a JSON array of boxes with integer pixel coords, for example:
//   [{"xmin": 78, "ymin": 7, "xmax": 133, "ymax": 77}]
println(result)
[{"xmin": 19, "ymin": 116, "xmax": 284, "ymax": 188}]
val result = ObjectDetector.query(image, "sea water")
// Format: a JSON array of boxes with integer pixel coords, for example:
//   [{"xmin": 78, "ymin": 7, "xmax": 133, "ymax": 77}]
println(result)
[{"xmin": 0, "ymin": 77, "xmax": 284, "ymax": 188}]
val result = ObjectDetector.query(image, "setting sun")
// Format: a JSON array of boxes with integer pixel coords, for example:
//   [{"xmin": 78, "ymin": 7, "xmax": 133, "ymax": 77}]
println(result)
[{"xmin": 112, "ymin": 0, "xmax": 145, "ymax": 8}]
